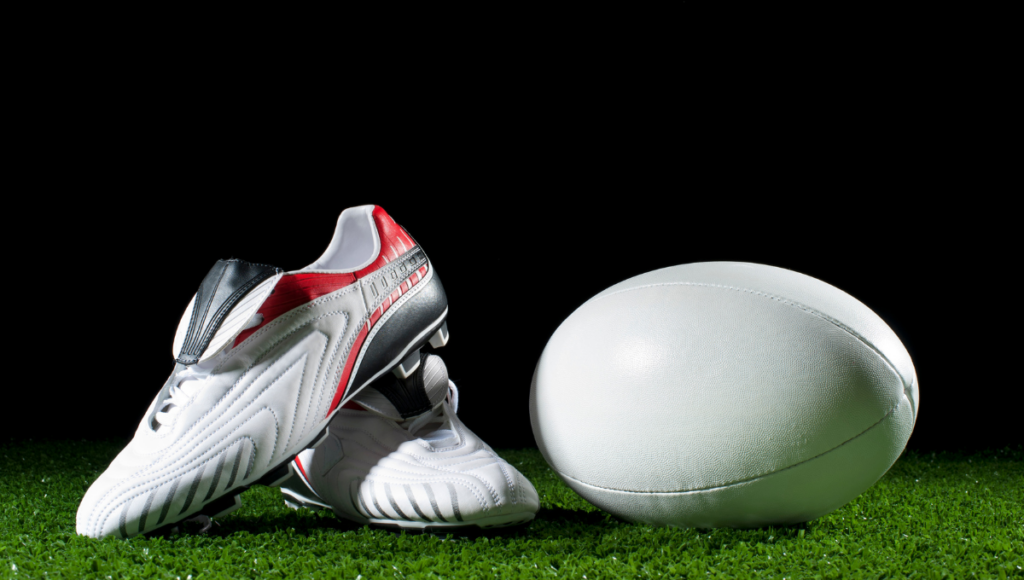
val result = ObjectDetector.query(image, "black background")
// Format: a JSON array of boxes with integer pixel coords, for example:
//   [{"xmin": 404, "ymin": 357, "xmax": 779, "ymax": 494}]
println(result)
[{"xmin": 4, "ymin": 38, "xmax": 1015, "ymax": 452}]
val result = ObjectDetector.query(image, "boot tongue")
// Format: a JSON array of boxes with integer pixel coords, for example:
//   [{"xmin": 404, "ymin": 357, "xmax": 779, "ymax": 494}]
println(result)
[
  {"xmin": 353, "ymin": 354, "xmax": 449, "ymax": 419},
  {"xmin": 172, "ymin": 259, "xmax": 283, "ymax": 365}
]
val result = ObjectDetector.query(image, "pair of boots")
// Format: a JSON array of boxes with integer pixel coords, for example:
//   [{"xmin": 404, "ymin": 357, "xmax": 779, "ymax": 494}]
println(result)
[{"xmin": 75, "ymin": 205, "xmax": 538, "ymax": 539}]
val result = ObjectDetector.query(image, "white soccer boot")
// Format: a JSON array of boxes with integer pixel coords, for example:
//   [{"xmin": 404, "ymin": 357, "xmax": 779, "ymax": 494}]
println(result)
[
  {"xmin": 280, "ymin": 354, "xmax": 540, "ymax": 531},
  {"xmin": 77, "ymin": 205, "xmax": 450, "ymax": 539}
]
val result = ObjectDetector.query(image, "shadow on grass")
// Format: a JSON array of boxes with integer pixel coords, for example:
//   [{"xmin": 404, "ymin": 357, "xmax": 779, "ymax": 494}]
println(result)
[
  {"xmin": 144, "ymin": 509, "xmax": 359, "ymax": 540},
  {"xmin": 536, "ymin": 507, "xmax": 614, "ymax": 527},
  {"xmin": 524, "ymin": 507, "xmax": 630, "ymax": 542},
  {"xmin": 526, "ymin": 506, "xmax": 817, "ymax": 547},
  {"xmin": 149, "ymin": 509, "xmax": 546, "ymax": 541},
  {"xmin": 218, "ymin": 511, "xmax": 362, "ymax": 536}
]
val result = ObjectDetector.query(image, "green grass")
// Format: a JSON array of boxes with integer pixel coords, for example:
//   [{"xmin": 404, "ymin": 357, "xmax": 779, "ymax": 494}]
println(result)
[{"xmin": 1, "ymin": 440, "xmax": 1021, "ymax": 580}]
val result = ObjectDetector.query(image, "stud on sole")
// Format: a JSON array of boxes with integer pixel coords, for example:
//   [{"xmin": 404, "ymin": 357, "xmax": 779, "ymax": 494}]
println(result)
[
  {"xmin": 392, "ymin": 348, "xmax": 422, "ymax": 379},
  {"xmin": 428, "ymin": 322, "xmax": 449, "ymax": 348},
  {"xmin": 204, "ymin": 493, "xmax": 243, "ymax": 519},
  {"xmin": 258, "ymin": 462, "xmax": 297, "ymax": 487}
]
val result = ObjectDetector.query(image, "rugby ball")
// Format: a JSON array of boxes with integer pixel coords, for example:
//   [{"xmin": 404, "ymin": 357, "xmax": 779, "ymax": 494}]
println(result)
[{"xmin": 530, "ymin": 262, "xmax": 918, "ymax": 528}]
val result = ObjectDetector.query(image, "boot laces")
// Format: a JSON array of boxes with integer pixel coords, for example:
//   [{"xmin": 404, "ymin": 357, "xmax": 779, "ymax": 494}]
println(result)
[
  {"xmin": 153, "ymin": 370, "xmax": 207, "ymax": 430},
  {"xmin": 153, "ymin": 315, "xmax": 262, "ymax": 431},
  {"xmin": 404, "ymin": 380, "xmax": 459, "ymax": 438}
]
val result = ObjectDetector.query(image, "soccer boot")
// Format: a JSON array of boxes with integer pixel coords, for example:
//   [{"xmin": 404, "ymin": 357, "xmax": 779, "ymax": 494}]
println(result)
[
  {"xmin": 76, "ymin": 205, "xmax": 449, "ymax": 539},
  {"xmin": 279, "ymin": 354, "xmax": 540, "ymax": 532}
]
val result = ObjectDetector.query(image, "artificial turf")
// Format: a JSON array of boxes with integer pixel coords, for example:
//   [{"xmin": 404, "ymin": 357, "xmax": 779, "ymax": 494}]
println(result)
[{"xmin": 1, "ymin": 440, "xmax": 1020, "ymax": 580}]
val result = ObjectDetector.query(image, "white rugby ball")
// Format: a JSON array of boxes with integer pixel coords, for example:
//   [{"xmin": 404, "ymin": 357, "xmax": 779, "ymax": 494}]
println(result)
[{"xmin": 530, "ymin": 262, "xmax": 918, "ymax": 528}]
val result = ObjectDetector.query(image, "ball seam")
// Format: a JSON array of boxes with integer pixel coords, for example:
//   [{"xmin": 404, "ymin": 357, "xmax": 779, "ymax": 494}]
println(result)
[{"xmin": 557, "ymin": 397, "xmax": 905, "ymax": 495}]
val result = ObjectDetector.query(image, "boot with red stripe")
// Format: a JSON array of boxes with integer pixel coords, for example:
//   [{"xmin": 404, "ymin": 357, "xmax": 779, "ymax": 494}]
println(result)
[{"xmin": 76, "ymin": 205, "xmax": 449, "ymax": 539}]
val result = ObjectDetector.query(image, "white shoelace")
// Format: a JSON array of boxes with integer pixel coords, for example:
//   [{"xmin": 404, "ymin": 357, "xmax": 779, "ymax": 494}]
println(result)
[
  {"xmin": 153, "ymin": 373, "xmax": 206, "ymax": 430},
  {"xmin": 405, "ymin": 380, "xmax": 459, "ymax": 437},
  {"xmin": 153, "ymin": 315, "xmax": 263, "ymax": 431}
]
